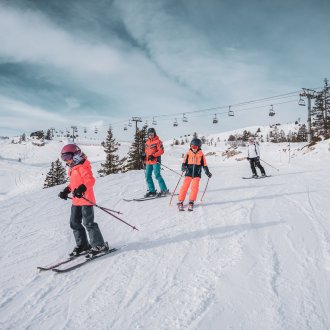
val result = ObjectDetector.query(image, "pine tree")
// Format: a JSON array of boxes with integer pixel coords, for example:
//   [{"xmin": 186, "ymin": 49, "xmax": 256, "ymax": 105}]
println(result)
[
  {"xmin": 44, "ymin": 159, "xmax": 67, "ymax": 188},
  {"xmin": 297, "ymin": 124, "xmax": 307, "ymax": 142},
  {"xmin": 45, "ymin": 129, "xmax": 52, "ymax": 140},
  {"xmin": 312, "ymin": 78, "xmax": 330, "ymax": 138},
  {"xmin": 98, "ymin": 127, "xmax": 121, "ymax": 176},
  {"xmin": 44, "ymin": 162, "xmax": 55, "ymax": 188},
  {"xmin": 125, "ymin": 125, "xmax": 148, "ymax": 171}
]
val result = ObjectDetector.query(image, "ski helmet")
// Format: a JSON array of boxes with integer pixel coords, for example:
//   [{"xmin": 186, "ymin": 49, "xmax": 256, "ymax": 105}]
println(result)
[
  {"xmin": 147, "ymin": 127, "xmax": 156, "ymax": 136},
  {"xmin": 190, "ymin": 138, "xmax": 202, "ymax": 148},
  {"xmin": 61, "ymin": 144, "xmax": 82, "ymax": 161}
]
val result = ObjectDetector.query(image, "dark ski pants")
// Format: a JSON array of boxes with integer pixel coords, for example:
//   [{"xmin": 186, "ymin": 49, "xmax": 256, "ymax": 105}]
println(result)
[
  {"xmin": 249, "ymin": 158, "xmax": 265, "ymax": 176},
  {"xmin": 70, "ymin": 205, "xmax": 105, "ymax": 248}
]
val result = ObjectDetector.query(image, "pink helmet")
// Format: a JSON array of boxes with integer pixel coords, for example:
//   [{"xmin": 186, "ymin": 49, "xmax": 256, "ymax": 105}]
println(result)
[{"xmin": 61, "ymin": 144, "xmax": 82, "ymax": 161}]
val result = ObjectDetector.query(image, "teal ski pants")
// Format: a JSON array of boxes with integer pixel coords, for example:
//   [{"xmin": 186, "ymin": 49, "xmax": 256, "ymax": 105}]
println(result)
[{"xmin": 145, "ymin": 163, "xmax": 168, "ymax": 193}]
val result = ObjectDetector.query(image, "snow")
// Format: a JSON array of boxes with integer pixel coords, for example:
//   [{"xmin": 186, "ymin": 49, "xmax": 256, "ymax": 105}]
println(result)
[{"xmin": 1, "ymin": 127, "xmax": 330, "ymax": 330}]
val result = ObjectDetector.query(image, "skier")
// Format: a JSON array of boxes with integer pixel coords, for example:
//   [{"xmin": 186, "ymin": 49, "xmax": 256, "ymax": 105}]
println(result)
[
  {"xmin": 58, "ymin": 144, "xmax": 109, "ymax": 257},
  {"xmin": 142, "ymin": 128, "xmax": 169, "ymax": 197},
  {"xmin": 247, "ymin": 136, "xmax": 266, "ymax": 178},
  {"xmin": 177, "ymin": 138, "xmax": 212, "ymax": 211}
]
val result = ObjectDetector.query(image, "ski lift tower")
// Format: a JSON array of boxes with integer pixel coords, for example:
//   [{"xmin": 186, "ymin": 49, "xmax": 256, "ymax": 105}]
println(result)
[
  {"xmin": 71, "ymin": 126, "xmax": 77, "ymax": 142},
  {"xmin": 131, "ymin": 117, "xmax": 142, "ymax": 135},
  {"xmin": 299, "ymin": 88, "xmax": 317, "ymax": 143}
]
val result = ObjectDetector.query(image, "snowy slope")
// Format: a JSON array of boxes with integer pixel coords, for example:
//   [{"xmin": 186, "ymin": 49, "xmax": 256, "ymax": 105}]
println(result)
[{"xmin": 1, "ymin": 132, "xmax": 330, "ymax": 330}]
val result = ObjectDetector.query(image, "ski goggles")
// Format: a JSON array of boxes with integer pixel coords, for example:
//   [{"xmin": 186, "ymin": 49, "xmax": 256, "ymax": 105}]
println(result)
[{"xmin": 61, "ymin": 152, "xmax": 73, "ymax": 161}]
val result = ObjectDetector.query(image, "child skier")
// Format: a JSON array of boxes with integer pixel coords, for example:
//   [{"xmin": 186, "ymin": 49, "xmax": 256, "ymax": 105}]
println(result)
[
  {"xmin": 247, "ymin": 136, "xmax": 266, "ymax": 178},
  {"xmin": 177, "ymin": 138, "xmax": 212, "ymax": 211},
  {"xmin": 58, "ymin": 143, "xmax": 109, "ymax": 257}
]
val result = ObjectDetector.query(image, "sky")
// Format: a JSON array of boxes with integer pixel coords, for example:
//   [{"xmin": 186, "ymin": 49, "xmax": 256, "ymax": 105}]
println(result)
[{"xmin": 0, "ymin": 0, "xmax": 329, "ymax": 140}]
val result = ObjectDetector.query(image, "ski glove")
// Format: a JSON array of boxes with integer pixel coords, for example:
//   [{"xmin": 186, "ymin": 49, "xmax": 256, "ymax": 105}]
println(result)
[
  {"xmin": 204, "ymin": 166, "xmax": 212, "ymax": 178},
  {"xmin": 73, "ymin": 184, "xmax": 87, "ymax": 198},
  {"xmin": 148, "ymin": 155, "xmax": 155, "ymax": 161},
  {"xmin": 256, "ymin": 156, "xmax": 260, "ymax": 161},
  {"xmin": 141, "ymin": 153, "xmax": 146, "ymax": 161},
  {"xmin": 247, "ymin": 157, "xmax": 250, "ymax": 161},
  {"xmin": 59, "ymin": 186, "xmax": 71, "ymax": 200},
  {"xmin": 181, "ymin": 164, "xmax": 187, "ymax": 172}
]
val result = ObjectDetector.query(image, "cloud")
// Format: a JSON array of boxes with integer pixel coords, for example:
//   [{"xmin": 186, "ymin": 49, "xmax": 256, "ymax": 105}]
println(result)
[{"xmin": 0, "ymin": 4, "xmax": 120, "ymax": 75}]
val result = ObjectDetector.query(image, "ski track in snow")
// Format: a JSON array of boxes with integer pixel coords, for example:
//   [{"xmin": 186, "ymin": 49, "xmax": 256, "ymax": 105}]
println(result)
[{"xmin": 1, "ymin": 138, "xmax": 330, "ymax": 329}]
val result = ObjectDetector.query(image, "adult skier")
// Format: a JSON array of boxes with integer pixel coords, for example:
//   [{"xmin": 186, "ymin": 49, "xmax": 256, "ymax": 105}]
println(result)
[
  {"xmin": 177, "ymin": 138, "xmax": 212, "ymax": 211},
  {"xmin": 247, "ymin": 136, "xmax": 266, "ymax": 178},
  {"xmin": 58, "ymin": 144, "xmax": 109, "ymax": 257},
  {"xmin": 142, "ymin": 128, "xmax": 169, "ymax": 197}
]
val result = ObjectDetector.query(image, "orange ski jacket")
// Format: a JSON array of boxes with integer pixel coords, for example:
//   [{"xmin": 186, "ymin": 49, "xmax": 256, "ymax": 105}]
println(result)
[
  {"xmin": 182, "ymin": 149, "xmax": 208, "ymax": 178},
  {"xmin": 145, "ymin": 135, "xmax": 164, "ymax": 165},
  {"xmin": 67, "ymin": 158, "xmax": 96, "ymax": 206}
]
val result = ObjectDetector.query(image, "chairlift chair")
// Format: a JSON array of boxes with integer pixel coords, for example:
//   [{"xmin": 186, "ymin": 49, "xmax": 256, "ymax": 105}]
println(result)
[
  {"xmin": 84, "ymin": 128, "xmax": 87, "ymax": 133},
  {"xmin": 94, "ymin": 127, "xmax": 98, "ymax": 134},
  {"xmin": 213, "ymin": 114, "xmax": 218, "ymax": 124},
  {"xmin": 298, "ymin": 97, "xmax": 306, "ymax": 106},
  {"xmin": 124, "ymin": 125, "xmax": 128, "ymax": 131},
  {"xmin": 228, "ymin": 106, "xmax": 234, "ymax": 117},
  {"xmin": 152, "ymin": 117, "xmax": 157, "ymax": 125},
  {"xmin": 173, "ymin": 118, "xmax": 178, "ymax": 127},
  {"xmin": 128, "ymin": 120, "xmax": 132, "ymax": 127},
  {"xmin": 269, "ymin": 104, "xmax": 275, "ymax": 117},
  {"xmin": 182, "ymin": 113, "xmax": 188, "ymax": 122}
]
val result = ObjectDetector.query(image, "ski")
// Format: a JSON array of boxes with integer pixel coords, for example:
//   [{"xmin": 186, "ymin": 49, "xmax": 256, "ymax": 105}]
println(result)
[
  {"xmin": 52, "ymin": 247, "xmax": 121, "ymax": 273},
  {"xmin": 123, "ymin": 194, "xmax": 174, "ymax": 202},
  {"xmin": 242, "ymin": 175, "xmax": 271, "ymax": 179},
  {"xmin": 37, "ymin": 252, "xmax": 88, "ymax": 271}
]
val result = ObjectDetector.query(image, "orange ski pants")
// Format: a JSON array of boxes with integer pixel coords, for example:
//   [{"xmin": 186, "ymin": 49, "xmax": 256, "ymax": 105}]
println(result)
[{"xmin": 178, "ymin": 177, "xmax": 200, "ymax": 202}]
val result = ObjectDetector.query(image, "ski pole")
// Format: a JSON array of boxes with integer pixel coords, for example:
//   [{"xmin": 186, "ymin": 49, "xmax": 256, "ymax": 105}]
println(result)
[
  {"xmin": 200, "ymin": 177, "xmax": 210, "ymax": 202},
  {"xmin": 68, "ymin": 197, "xmax": 139, "ymax": 231},
  {"xmin": 260, "ymin": 159, "xmax": 279, "ymax": 172},
  {"xmin": 67, "ymin": 197, "xmax": 122, "ymax": 214},
  {"xmin": 169, "ymin": 172, "xmax": 184, "ymax": 206},
  {"xmin": 157, "ymin": 162, "xmax": 181, "ymax": 176}
]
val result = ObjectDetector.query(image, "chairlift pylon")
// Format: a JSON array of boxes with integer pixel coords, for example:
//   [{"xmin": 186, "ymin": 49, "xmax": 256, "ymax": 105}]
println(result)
[{"xmin": 213, "ymin": 114, "xmax": 218, "ymax": 124}]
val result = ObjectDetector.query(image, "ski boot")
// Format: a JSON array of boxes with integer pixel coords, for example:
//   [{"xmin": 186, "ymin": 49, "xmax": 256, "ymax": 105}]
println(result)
[
  {"xmin": 261, "ymin": 173, "xmax": 266, "ymax": 177},
  {"xmin": 69, "ymin": 244, "xmax": 91, "ymax": 257},
  {"xmin": 252, "ymin": 174, "xmax": 259, "ymax": 179},
  {"xmin": 86, "ymin": 242, "xmax": 109, "ymax": 258},
  {"xmin": 177, "ymin": 201, "xmax": 184, "ymax": 211},
  {"xmin": 188, "ymin": 201, "xmax": 194, "ymax": 212},
  {"xmin": 157, "ymin": 189, "xmax": 169, "ymax": 197},
  {"xmin": 144, "ymin": 191, "xmax": 157, "ymax": 198}
]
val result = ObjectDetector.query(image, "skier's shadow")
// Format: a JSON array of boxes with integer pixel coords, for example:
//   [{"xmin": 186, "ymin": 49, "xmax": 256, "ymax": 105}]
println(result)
[
  {"xmin": 200, "ymin": 190, "xmax": 315, "ymax": 207},
  {"xmin": 206, "ymin": 183, "xmax": 283, "ymax": 193},
  {"xmin": 124, "ymin": 220, "xmax": 283, "ymax": 253}
]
